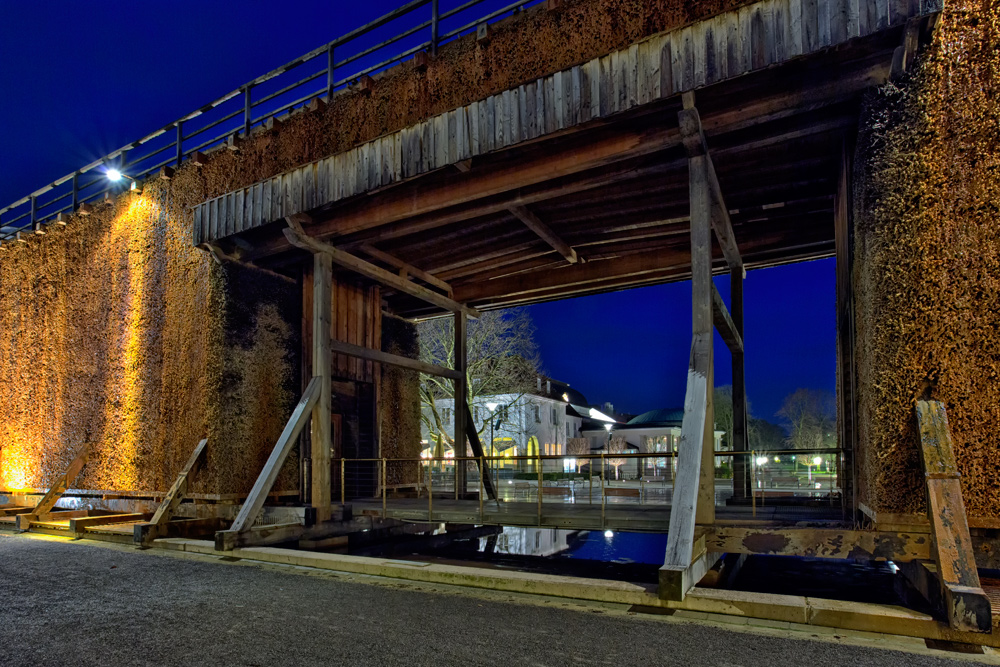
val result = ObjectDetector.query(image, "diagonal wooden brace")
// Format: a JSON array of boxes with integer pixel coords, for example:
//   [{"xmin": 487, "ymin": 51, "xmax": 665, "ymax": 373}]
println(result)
[
  {"xmin": 134, "ymin": 439, "xmax": 208, "ymax": 546},
  {"xmin": 915, "ymin": 400, "xmax": 992, "ymax": 634},
  {"xmin": 17, "ymin": 442, "xmax": 93, "ymax": 530}
]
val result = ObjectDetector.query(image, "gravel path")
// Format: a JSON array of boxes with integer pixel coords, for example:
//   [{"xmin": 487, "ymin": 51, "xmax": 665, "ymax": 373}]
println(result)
[{"xmin": 0, "ymin": 533, "xmax": 986, "ymax": 667}]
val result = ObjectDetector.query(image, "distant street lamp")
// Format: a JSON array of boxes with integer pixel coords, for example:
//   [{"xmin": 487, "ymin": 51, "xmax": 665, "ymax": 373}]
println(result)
[{"xmin": 486, "ymin": 402, "xmax": 499, "ymax": 458}]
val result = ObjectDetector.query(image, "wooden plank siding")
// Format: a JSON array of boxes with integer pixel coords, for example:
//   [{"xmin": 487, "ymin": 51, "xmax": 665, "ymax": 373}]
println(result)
[{"xmin": 195, "ymin": 0, "xmax": 941, "ymax": 243}]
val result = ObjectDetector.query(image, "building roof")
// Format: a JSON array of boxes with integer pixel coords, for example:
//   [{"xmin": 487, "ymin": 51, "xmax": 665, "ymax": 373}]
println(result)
[{"xmin": 621, "ymin": 408, "xmax": 685, "ymax": 428}]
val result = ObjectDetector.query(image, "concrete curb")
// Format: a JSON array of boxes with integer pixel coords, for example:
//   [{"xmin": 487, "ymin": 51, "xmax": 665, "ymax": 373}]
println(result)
[{"xmin": 154, "ymin": 537, "xmax": 999, "ymax": 648}]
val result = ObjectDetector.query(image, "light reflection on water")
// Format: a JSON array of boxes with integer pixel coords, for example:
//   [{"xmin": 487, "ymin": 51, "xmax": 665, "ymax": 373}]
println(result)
[{"xmin": 479, "ymin": 526, "xmax": 667, "ymax": 565}]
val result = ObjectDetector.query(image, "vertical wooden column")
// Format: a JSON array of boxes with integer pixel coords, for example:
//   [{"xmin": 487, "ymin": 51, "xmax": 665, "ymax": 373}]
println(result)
[
  {"xmin": 311, "ymin": 252, "xmax": 333, "ymax": 522},
  {"xmin": 453, "ymin": 310, "xmax": 468, "ymax": 497},
  {"xmin": 689, "ymin": 152, "xmax": 716, "ymax": 527},
  {"xmin": 834, "ymin": 141, "xmax": 857, "ymax": 517},
  {"xmin": 730, "ymin": 272, "xmax": 750, "ymax": 500}
]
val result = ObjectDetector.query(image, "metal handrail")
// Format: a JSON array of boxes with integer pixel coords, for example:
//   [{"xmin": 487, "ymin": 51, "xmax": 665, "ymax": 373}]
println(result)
[{"xmin": 0, "ymin": 0, "xmax": 541, "ymax": 241}]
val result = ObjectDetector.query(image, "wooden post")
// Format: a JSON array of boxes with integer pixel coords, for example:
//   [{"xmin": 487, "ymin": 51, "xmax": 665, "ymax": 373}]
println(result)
[
  {"xmin": 835, "ymin": 141, "xmax": 857, "ymax": 518},
  {"xmin": 661, "ymin": 98, "xmax": 723, "ymax": 599},
  {"xmin": 689, "ymin": 151, "xmax": 716, "ymax": 526},
  {"xmin": 312, "ymin": 253, "xmax": 333, "ymax": 521},
  {"xmin": 731, "ymin": 271, "xmax": 750, "ymax": 501},
  {"xmin": 454, "ymin": 310, "xmax": 468, "ymax": 497}
]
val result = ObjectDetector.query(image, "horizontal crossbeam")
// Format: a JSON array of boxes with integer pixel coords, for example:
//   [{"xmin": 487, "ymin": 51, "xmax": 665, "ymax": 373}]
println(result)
[
  {"xmin": 330, "ymin": 338, "xmax": 461, "ymax": 379},
  {"xmin": 284, "ymin": 215, "xmax": 479, "ymax": 319}
]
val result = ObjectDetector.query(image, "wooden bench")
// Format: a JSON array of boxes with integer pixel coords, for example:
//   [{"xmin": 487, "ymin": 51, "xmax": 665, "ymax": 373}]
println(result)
[
  {"xmin": 604, "ymin": 487, "xmax": 641, "ymax": 498},
  {"xmin": 541, "ymin": 486, "xmax": 573, "ymax": 498},
  {"xmin": 384, "ymin": 482, "xmax": 428, "ymax": 498}
]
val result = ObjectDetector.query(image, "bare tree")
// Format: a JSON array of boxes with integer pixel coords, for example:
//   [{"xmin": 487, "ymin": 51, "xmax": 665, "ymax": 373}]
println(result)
[
  {"xmin": 713, "ymin": 385, "xmax": 754, "ymax": 450},
  {"xmin": 418, "ymin": 309, "xmax": 540, "ymax": 449},
  {"xmin": 567, "ymin": 438, "xmax": 590, "ymax": 474},
  {"xmin": 777, "ymin": 388, "xmax": 836, "ymax": 450},
  {"xmin": 606, "ymin": 436, "xmax": 628, "ymax": 480}
]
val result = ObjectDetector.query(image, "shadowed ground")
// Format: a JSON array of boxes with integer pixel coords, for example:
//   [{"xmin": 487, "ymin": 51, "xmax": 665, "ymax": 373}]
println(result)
[{"xmin": 0, "ymin": 533, "xmax": 986, "ymax": 667}]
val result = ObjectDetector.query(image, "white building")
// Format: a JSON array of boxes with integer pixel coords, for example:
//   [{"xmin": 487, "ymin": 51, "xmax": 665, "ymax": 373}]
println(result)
[
  {"xmin": 421, "ymin": 376, "xmax": 598, "ymax": 471},
  {"xmin": 581, "ymin": 408, "xmax": 724, "ymax": 480}
]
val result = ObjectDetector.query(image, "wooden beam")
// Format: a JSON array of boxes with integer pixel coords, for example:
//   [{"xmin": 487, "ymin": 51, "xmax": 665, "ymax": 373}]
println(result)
[
  {"xmin": 677, "ymin": 104, "xmax": 743, "ymax": 272},
  {"xmin": 312, "ymin": 253, "xmax": 333, "ymax": 522},
  {"xmin": 835, "ymin": 141, "xmax": 857, "ymax": 517},
  {"xmin": 217, "ymin": 521, "xmax": 305, "ymax": 551},
  {"xmin": 17, "ymin": 442, "xmax": 93, "ymax": 530},
  {"xmin": 915, "ymin": 401, "xmax": 991, "ymax": 633},
  {"xmin": 688, "ymin": 150, "xmax": 716, "ymax": 529},
  {"xmin": 730, "ymin": 271, "xmax": 750, "ymax": 501},
  {"xmin": 508, "ymin": 205, "xmax": 578, "ymax": 264},
  {"xmin": 711, "ymin": 283, "xmax": 743, "ymax": 354},
  {"xmin": 218, "ymin": 377, "xmax": 321, "ymax": 549},
  {"xmin": 284, "ymin": 217, "xmax": 479, "ymax": 319},
  {"xmin": 706, "ymin": 526, "xmax": 932, "ymax": 561},
  {"xmin": 69, "ymin": 513, "xmax": 151, "ymax": 533},
  {"xmin": 313, "ymin": 123, "xmax": 679, "ymax": 239},
  {"xmin": 135, "ymin": 439, "xmax": 208, "ymax": 545},
  {"xmin": 360, "ymin": 244, "xmax": 454, "ymax": 296},
  {"xmin": 659, "ymin": 530, "xmax": 723, "ymax": 601},
  {"xmin": 455, "ymin": 247, "xmax": 691, "ymax": 303},
  {"xmin": 330, "ymin": 338, "xmax": 461, "ymax": 379},
  {"xmin": 135, "ymin": 517, "xmax": 227, "ymax": 545}
]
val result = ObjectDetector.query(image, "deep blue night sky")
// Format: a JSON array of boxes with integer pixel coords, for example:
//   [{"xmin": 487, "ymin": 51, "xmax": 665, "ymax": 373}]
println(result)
[{"xmin": 0, "ymin": 1, "xmax": 835, "ymax": 424}]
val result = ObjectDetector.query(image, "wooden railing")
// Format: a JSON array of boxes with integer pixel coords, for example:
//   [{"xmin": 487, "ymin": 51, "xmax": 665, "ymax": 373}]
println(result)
[{"xmin": 0, "ymin": 0, "xmax": 542, "ymax": 241}]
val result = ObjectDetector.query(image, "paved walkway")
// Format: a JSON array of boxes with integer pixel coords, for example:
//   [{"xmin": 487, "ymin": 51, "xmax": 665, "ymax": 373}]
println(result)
[{"xmin": 0, "ymin": 533, "xmax": 989, "ymax": 667}]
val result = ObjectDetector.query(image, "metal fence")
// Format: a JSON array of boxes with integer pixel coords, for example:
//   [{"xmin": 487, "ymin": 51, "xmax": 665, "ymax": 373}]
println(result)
[
  {"xmin": 0, "ymin": 0, "xmax": 543, "ymax": 241},
  {"xmin": 336, "ymin": 448, "xmax": 845, "ymax": 522}
]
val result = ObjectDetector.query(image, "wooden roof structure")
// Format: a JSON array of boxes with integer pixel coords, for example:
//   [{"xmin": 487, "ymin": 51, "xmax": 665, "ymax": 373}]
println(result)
[{"xmin": 195, "ymin": 0, "xmax": 941, "ymax": 320}]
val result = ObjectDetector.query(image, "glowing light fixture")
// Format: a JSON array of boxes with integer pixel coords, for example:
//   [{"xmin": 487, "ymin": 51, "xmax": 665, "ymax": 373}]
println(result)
[
  {"xmin": 589, "ymin": 407, "xmax": 616, "ymax": 423},
  {"xmin": 812, "ymin": 456, "xmax": 823, "ymax": 466},
  {"xmin": 756, "ymin": 456, "xmax": 768, "ymax": 466},
  {"xmin": 106, "ymin": 168, "xmax": 123, "ymax": 181},
  {"xmin": 604, "ymin": 530, "xmax": 614, "ymax": 538}
]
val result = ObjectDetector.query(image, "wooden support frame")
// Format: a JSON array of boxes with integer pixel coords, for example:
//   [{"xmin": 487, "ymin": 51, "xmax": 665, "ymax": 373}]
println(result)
[
  {"xmin": 329, "ymin": 338, "xmax": 461, "ymax": 379},
  {"xmin": 705, "ymin": 526, "xmax": 932, "ymax": 561},
  {"xmin": 359, "ymin": 244, "xmax": 453, "ymax": 296},
  {"xmin": 835, "ymin": 140, "xmax": 857, "ymax": 516},
  {"xmin": 662, "ymin": 93, "xmax": 753, "ymax": 600},
  {"xmin": 284, "ymin": 215, "xmax": 480, "ymax": 319},
  {"xmin": 711, "ymin": 284, "xmax": 743, "ymax": 354},
  {"xmin": 508, "ymin": 205, "xmax": 578, "ymax": 264},
  {"xmin": 215, "ymin": 378, "xmax": 321, "ymax": 551},
  {"xmin": 70, "ymin": 513, "xmax": 151, "ymax": 533},
  {"xmin": 312, "ymin": 252, "xmax": 333, "ymax": 522},
  {"xmin": 17, "ymin": 442, "xmax": 93, "ymax": 530},
  {"xmin": 660, "ymin": 333, "xmax": 713, "ymax": 600},
  {"xmin": 915, "ymin": 401, "xmax": 991, "ymax": 634},
  {"xmin": 134, "ymin": 439, "xmax": 207, "ymax": 546}
]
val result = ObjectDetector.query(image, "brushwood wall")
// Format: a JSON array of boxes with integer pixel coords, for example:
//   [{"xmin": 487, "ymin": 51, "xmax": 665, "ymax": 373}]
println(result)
[
  {"xmin": 0, "ymin": 179, "xmax": 300, "ymax": 494},
  {"xmin": 854, "ymin": 0, "xmax": 1000, "ymax": 519}
]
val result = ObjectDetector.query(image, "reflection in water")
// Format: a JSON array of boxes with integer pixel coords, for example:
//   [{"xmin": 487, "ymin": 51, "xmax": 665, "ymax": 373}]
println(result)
[
  {"xmin": 479, "ymin": 527, "xmax": 572, "ymax": 557},
  {"xmin": 475, "ymin": 526, "xmax": 668, "ymax": 566}
]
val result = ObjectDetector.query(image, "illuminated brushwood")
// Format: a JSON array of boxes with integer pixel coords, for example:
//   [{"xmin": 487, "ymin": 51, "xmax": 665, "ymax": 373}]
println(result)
[
  {"xmin": 854, "ymin": 0, "xmax": 1000, "ymax": 518},
  {"xmin": 0, "ymin": 179, "xmax": 298, "ymax": 496}
]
